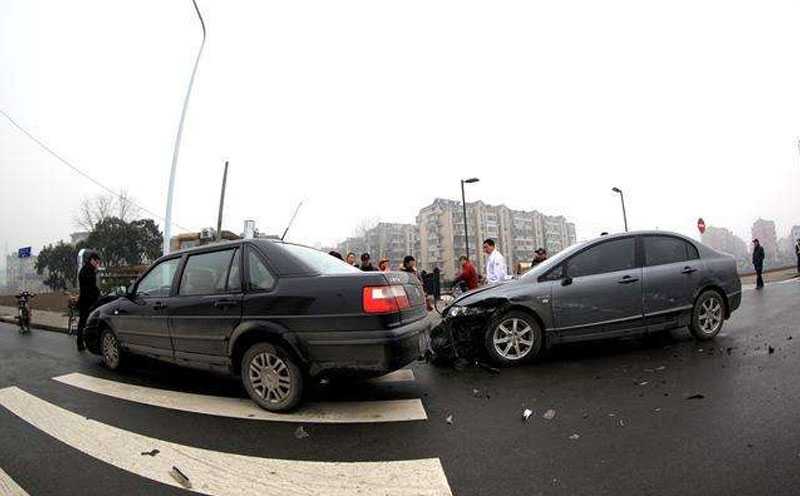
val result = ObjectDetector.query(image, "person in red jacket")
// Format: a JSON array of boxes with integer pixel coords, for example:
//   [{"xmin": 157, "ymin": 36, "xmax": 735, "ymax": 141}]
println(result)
[{"xmin": 454, "ymin": 255, "xmax": 479, "ymax": 291}]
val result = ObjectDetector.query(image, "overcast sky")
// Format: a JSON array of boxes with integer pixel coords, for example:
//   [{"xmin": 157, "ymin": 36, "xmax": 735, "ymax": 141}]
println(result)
[{"xmin": 2, "ymin": 0, "xmax": 800, "ymax": 267}]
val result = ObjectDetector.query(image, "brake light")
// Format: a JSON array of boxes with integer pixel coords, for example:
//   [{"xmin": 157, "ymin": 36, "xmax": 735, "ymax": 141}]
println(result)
[{"xmin": 362, "ymin": 285, "xmax": 411, "ymax": 314}]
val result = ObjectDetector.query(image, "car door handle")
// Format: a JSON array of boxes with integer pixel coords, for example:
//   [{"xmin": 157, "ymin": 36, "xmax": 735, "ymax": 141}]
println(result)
[
  {"xmin": 153, "ymin": 302, "xmax": 167, "ymax": 310},
  {"xmin": 681, "ymin": 267, "xmax": 698, "ymax": 274},
  {"xmin": 618, "ymin": 276, "xmax": 639, "ymax": 284},
  {"xmin": 214, "ymin": 299, "xmax": 239, "ymax": 309}
]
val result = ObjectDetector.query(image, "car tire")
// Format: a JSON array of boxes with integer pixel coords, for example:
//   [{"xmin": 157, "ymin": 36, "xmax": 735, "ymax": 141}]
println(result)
[
  {"xmin": 241, "ymin": 342, "xmax": 304, "ymax": 412},
  {"xmin": 689, "ymin": 290, "xmax": 726, "ymax": 341},
  {"xmin": 100, "ymin": 328, "xmax": 124, "ymax": 370},
  {"xmin": 484, "ymin": 310, "xmax": 543, "ymax": 366}
]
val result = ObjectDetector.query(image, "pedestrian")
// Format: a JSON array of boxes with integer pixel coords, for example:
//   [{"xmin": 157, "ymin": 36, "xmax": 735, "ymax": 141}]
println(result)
[
  {"xmin": 346, "ymin": 252, "xmax": 358, "ymax": 267},
  {"xmin": 77, "ymin": 251, "xmax": 101, "ymax": 352},
  {"xmin": 752, "ymin": 239, "xmax": 765, "ymax": 290},
  {"xmin": 453, "ymin": 255, "xmax": 478, "ymax": 291},
  {"xmin": 400, "ymin": 255, "xmax": 421, "ymax": 280},
  {"xmin": 795, "ymin": 238, "xmax": 800, "ymax": 276},
  {"xmin": 359, "ymin": 253, "xmax": 378, "ymax": 271},
  {"xmin": 378, "ymin": 257, "xmax": 391, "ymax": 272},
  {"xmin": 483, "ymin": 238, "xmax": 508, "ymax": 285},
  {"xmin": 531, "ymin": 248, "xmax": 548, "ymax": 267},
  {"xmin": 329, "ymin": 251, "xmax": 344, "ymax": 261}
]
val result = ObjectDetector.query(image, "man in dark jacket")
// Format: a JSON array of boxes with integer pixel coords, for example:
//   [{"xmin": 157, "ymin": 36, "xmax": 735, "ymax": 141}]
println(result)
[
  {"xmin": 77, "ymin": 252, "xmax": 101, "ymax": 351},
  {"xmin": 359, "ymin": 253, "xmax": 378, "ymax": 272},
  {"xmin": 752, "ymin": 239, "xmax": 765, "ymax": 290}
]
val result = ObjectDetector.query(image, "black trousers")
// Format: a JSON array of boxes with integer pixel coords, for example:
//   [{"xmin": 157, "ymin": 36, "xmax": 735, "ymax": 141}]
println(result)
[
  {"xmin": 755, "ymin": 269, "xmax": 764, "ymax": 288},
  {"xmin": 76, "ymin": 308, "xmax": 89, "ymax": 348}
]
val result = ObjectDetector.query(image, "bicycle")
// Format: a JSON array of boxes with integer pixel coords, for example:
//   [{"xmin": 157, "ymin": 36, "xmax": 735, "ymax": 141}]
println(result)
[
  {"xmin": 65, "ymin": 293, "xmax": 79, "ymax": 336},
  {"xmin": 15, "ymin": 291, "xmax": 35, "ymax": 334}
]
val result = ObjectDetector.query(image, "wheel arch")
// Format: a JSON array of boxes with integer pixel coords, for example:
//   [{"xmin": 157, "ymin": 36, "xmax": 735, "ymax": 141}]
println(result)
[{"xmin": 228, "ymin": 321, "xmax": 307, "ymax": 376}]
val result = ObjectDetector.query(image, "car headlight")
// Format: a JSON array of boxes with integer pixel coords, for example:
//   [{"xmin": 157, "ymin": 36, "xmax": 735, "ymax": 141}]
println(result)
[{"xmin": 448, "ymin": 305, "xmax": 487, "ymax": 318}]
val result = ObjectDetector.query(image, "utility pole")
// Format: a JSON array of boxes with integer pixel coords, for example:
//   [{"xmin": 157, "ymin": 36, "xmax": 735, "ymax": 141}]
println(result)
[
  {"xmin": 461, "ymin": 178, "xmax": 480, "ymax": 260},
  {"xmin": 216, "ymin": 161, "xmax": 229, "ymax": 241}
]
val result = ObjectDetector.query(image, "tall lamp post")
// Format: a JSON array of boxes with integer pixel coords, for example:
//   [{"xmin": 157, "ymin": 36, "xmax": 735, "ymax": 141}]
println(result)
[
  {"xmin": 461, "ymin": 178, "xmax": 480, "ymax": 260},
  {"xmin": 612, "ymin": 187, "xmax": 628, "ymax": 232},
  {"xmin": 163, "ymin": 0, "xmax": 206, "ymax": 256}
]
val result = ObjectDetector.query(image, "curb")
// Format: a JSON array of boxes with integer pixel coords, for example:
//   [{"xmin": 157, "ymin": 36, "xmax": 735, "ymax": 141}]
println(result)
[{"xmin": 0, "ymin": 316, "xmax": 69, "ymax": 335}]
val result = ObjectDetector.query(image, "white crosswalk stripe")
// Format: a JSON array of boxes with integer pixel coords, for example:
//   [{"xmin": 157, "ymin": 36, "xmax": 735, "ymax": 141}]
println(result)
[
  {"xmin": 366, "ymin": 369, "xmax": 416, "ymax": 384},
  {"xmin": 0, "ymin": 466, "xmax": 29, "ymax": 496},
  {"xmin": 54, "ymin": 373, "xmax": 427, "ymax": 423},
  {"xmin": 0, "ymin": 387, "xmax": 452, "ymax": 495}
]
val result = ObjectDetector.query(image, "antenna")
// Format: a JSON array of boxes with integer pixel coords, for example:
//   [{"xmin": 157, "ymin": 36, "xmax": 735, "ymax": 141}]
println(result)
[{"xmin": 281, "ymin": 202, "xmax": 303, "ymax": 241}]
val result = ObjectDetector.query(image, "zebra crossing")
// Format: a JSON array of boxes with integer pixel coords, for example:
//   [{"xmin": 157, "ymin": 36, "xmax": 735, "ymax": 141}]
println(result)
[{"xmin": 0, "ymin": 367, "xmax": 453, "ymax": 495}]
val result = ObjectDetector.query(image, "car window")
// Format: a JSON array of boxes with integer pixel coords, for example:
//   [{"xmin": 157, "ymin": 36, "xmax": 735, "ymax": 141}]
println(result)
[
  {"xmin": 567, "ymin": 238, "xmax": 637, "ymax": 278},
  {"xmin": 137, "ymin": 258, "xmax": 180, "ymax": 297},
  {"xmin": 540, "ymin": 264, "xmax": 564, "ymax": 281},
  {"xmin": 687, "ymin": 242, "xmax": 699, "ymax": 260},
  {"xmin": 179, "ymin": 250, "xmax": 235, "ymax": 296},
  {"xmin": 278, "ymin": 243, "xmax": 362, "ymax": 274},
  {"xmin": 227, "ymin": 249, "xmax": 241, "ymax": 292},
  {"xmin": 247, "ymin": 251, "xmax": 276, "ymax": 291},
  {"xmin": 644, "ymin": 236, "xmax": 694, "ymax": 266}
]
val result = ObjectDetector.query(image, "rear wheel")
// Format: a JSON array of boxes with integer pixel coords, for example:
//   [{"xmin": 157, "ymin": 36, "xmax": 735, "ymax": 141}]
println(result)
[
  {"xmin": 241, "ymin": 342, "xmax": 304, "ymax": 412},
  {"xmin": 689, "ymin": 290, "xmax": 725, "ymax": 340},
  {"xmin": 484, "ymin": 310, "xmax": 543, "ymax": 366},
  {"xmin": 101, "ymin": 329, "xmax": 124, "ymax": 370}
]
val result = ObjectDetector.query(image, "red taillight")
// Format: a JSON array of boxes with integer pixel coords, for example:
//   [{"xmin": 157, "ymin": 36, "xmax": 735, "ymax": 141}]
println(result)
[{"xmin": 362, "ymin": 285, "xmax": 411, "ymax": 314}]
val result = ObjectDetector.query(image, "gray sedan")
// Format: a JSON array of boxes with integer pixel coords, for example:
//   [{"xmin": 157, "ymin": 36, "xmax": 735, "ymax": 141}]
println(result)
[{"xmin": 443, "ymin": 231, "xmax": 742, "ymax": 365}]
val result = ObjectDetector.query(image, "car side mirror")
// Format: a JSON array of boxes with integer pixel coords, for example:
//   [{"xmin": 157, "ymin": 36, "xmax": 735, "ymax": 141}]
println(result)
[{"xmin": 561, "ymin": 277, "xmax": 573, "ymax": 287}]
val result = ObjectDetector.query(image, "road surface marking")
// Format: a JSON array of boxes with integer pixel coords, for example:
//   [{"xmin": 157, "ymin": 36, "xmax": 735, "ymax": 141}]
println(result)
[
  {"xmin": 778, "ymin": 278, "xmax": 798, "ymax": 284},
  {"xmin": 0, "ymin": 387, "xmax": 451, "ymax": 496},
  {"xmin": 366, "ymin": 369, "xmax": 416, "ymax": 384},
  {"xmin": 53, "ymin": 373, "xmax": 427, "ymax": 423},
  {"xmin": 0, "ymin": 466, "xmax": 29, "ymax": 496}
]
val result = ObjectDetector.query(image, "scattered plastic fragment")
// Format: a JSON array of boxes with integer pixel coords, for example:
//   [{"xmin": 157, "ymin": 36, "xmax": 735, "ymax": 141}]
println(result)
[
  {"xmin": 638, "ymin": 381, "xmax": 649, "ymax": 386},
  {"xmin": 473, "ymin": 388, "xmax": 481, "ymax": 397},
  {"xmin": 170, "ymin": 466, "xmax": 192, "ymax": 489},
  {"xmin": 654, "ymin": 408, "xmax": 662, "ymax": 413},
  {"xmin": 446, "ymin": 414, "xmax": 454, "ymax": 425},
  {"xmin": 522, "ymin": 409, "xmax": 533, "ymax": 421},
  {"xmin": 618, "ymin": 419, "xmax": 625, "ymax": 427},
  {"xmin": 543, "ymin": 409, "xmax": 556, "ymax": 421},
  {"xmin": 294, "ymin": 426, "xmax": 310, "ymax": 439},
  {"xmin": 140, "ymin": 449, "xmax": 160, "ymax": 457},
  {"xmin": 569, "ymin": 434, "xmax": 580, "ymax": 440},
  {"xmin": 656, "ymin": 366, "xmax": 666, "ymax": 371},
  {"xmin": 479, "ymin": 363, "xmax": 501, "ymax": 375},
  {"xmin": 582, "ymin": 412, "xmax": 590, "ymax": 419},
  {"xmin": 768, "ymin": 346, "xmax": 775, "ymax": 354},
  {"xmin": 685, "ymin": 393, "xmax": 705, "ymax": 400}
]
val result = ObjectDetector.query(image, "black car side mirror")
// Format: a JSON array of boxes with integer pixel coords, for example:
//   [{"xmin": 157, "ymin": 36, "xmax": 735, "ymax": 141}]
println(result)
[{"xmin": 561, "ymin": 277, "xmax": 573, "ymax": 287}]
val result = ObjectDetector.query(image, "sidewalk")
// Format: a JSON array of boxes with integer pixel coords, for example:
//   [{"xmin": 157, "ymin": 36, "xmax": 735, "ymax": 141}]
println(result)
[{"xmin": 0, "ymin": 305, "xmax": 71, "ymax": 334}]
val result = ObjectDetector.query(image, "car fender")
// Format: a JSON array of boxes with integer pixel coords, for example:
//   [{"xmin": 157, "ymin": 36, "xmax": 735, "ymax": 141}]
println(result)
[{"xmin": 228, "ymin": 320, "xmax": 308, "ymax": 366}]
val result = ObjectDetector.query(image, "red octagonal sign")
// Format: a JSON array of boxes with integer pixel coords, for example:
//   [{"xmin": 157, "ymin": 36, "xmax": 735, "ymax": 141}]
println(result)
[{"xmin": 697, "ymin": 218, "xmax": 706, "ymax": 234}]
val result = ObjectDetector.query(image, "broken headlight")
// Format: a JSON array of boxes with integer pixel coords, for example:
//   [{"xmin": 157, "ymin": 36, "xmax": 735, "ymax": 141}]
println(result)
[{"xmin": 447, "ymin": 305, "xmax": 489, "ymax": 318}]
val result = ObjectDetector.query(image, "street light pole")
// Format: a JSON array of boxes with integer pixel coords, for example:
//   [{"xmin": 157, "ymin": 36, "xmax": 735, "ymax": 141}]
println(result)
[
  {"xmin": 461, "ymin": 178, "xmax": 479, "ymax": 260},
  {"xmin": 612, "ymin": 187, "xmax": 628, "ymax": 232},
  {"xmin": 163, "ymin": 0, "xmax": 206, "ymax": 256}
]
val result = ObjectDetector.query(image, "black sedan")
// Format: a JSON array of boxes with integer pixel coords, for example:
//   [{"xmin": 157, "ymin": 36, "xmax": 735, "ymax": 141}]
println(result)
[
  {"xmin": 83, "ymin": 239, "xmax": 429, "ymax": 412},
  {"xmin": 441, "ymin": 231, "xmax": 741, "ymax": 365}
]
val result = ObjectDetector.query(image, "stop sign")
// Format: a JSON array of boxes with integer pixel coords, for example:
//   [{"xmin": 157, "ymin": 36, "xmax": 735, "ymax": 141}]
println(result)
[{"xmin": 697, "ymin": 218, "xmax": 706, "ymax": 234}]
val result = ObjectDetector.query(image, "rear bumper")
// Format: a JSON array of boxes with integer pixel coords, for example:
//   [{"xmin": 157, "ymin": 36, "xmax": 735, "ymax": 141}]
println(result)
[
  {"xmin": 727, "ymin": 290, "xmax": 742, "ymax": 316},
  {"xmin": 302, "ymin": 315, "xmax": 433, "ymax": 378}
]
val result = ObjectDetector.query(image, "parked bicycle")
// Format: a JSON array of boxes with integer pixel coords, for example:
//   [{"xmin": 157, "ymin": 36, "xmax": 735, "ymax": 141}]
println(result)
[
  {"xmin": 65, "ymin": 293, "xmax": 79, "ymax": 336},
  {"xmin": 15, "ymin": 291, "xmax": 35, "ymax": 334}
]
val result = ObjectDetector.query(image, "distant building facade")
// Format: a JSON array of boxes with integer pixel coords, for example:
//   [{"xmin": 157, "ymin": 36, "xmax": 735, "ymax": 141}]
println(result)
[
  {"xmin": 4, "ymin": 252, "xmax": 48, "ymax": 294},
  {"xmin": 701, "ymin": 226, "xmax": 749, "ymax": 270},
  {"xmin": 336, "ymin": 223, "xmax": 417, "ymax": 270}
]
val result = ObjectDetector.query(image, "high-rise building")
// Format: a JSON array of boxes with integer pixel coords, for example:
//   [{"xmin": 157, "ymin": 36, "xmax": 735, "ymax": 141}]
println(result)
[
  {"xmin": 337, "ymin": 223, "xmax": 417, "ymax": 270},
  {"xmin": 751, "ymin": 218, "xmax": 779, "ymax": 266}
]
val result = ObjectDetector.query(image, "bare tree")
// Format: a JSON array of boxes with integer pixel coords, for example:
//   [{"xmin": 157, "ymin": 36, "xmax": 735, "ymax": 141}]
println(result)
[
  {"xmin": 353, "ymin": 217, "xmax": 379, "ymax": 238},
  {"xmin": 74, "ymin": 191, "xmax": 140, "ymax": 231}
]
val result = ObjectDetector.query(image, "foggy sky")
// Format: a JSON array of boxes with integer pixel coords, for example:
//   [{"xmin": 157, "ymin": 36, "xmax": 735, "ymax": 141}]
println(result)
[{"xmin": 2, "ymin": 0, "xmax": 800, "ymax": 270}]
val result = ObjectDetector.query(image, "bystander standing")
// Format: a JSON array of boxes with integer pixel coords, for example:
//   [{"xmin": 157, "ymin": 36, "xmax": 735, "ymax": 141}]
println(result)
[{"xmin": 752, "ymin": 239, "xmax": 765, "ymax": 290}]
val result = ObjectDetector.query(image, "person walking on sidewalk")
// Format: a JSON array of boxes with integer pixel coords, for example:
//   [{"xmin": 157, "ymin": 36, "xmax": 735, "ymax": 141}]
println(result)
[
  {"xmin": 752, "ymin": 239, "xmax": 765, "ymax": 290},
  {"xmin": 77, "ymin": 252, "xmax": 101, "ymax": 351},
  {"xmin": 483, "ymin": 238, "xmax": 508, "ymax": 285}
]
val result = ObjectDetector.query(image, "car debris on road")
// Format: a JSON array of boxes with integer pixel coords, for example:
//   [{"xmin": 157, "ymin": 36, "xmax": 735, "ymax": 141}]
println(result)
[{"xmin": 543, "ymin": 409, "xmax": 556, "ymax": 420}]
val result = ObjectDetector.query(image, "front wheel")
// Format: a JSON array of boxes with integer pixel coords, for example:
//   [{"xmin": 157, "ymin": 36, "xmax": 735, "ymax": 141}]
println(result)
[
  {"xmin": 689, "ymin": 290, "xmax": 725, "ymax": 340},
  {"xmin": 241, "ymin": 342, "xmax": 304, "ymax": 412},
  {"xmin": 101, "ymin": 329, "xmax": 124, "ymax": 370},
  {"xmin": 484, "ymin": 310, "xmax": 543, "ymax": 366}
]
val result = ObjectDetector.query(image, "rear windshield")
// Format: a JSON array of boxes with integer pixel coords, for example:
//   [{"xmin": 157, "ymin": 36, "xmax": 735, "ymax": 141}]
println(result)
[{"xmin": 279, "ymin": 244, "xmax": 362, "ymax": 275}]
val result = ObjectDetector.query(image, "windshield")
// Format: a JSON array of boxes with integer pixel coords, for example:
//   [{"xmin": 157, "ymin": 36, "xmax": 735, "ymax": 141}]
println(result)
[
  {"xmin": 279, "ymin": 243, "xmax": 362, "ymax": 275},
  {"xmin": 520, "ymin": 241, "xmax": 587, "ymax": 280}
]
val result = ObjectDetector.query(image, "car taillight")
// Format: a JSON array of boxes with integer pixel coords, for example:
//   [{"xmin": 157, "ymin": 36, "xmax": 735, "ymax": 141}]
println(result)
[{"xmin": 362, "ymin": 285, "xmax": 411, "ymax": 314}]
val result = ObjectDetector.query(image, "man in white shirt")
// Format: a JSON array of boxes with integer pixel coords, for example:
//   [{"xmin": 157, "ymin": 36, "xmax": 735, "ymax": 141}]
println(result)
[{"xmin": 483, "ymin": 238, "xmax": 508, "ymax": 285}]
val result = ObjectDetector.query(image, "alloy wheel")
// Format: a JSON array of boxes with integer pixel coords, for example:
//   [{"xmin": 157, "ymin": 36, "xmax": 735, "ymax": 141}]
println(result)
[
  {"xmin": 493, "ymin": 318, "xmax": 535, "ymax": 360},
  {"xmin": 102, "ymin": 332, "xmax": 120, "ymax": 369},
  {"xmin": 248, "ymin": 352, "xmax": 293, "ymax": 403},
  {"xmin": 698, "ymin": 297, "xmax": 723, "ymax": 334}
]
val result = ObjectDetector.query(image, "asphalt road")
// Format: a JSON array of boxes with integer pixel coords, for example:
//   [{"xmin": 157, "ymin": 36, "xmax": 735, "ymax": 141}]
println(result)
[{"xmin": 0, "ymin": 279, "xmax": 799, "ymax": 495}]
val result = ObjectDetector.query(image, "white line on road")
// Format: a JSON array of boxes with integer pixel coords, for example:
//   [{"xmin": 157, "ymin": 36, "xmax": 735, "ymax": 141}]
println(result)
[
  {"xmin": 53, "ymin": 373, "xmax": 427, "ymax": 424},
  {"xmin": 0, "ymin": 387, "xmax": 452, "ymax": 496},
  {"xmin": 366, "ymin": 369, "xmax": 416, "ymax": 384},
  {"xmin": 0, "ymin": 466, "xmax": 29, "ymax": 496}
]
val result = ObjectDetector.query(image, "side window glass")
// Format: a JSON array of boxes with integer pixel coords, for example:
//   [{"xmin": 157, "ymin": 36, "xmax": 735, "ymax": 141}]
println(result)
[
  {"xmin": 541, "ymin": 264, "xmax": 564, "ymax": 281},
  {"xmin": 227, "ymin": 249, "xmax": 241, "ymax": 292},
  {"xmin": 644, "ymin": 236, "xmax": 688, "ymax": 266},
  {"xmin": 568, "ymin": 238, "xmax": 636, "ymax": 278},
  {"xmin": 137, "ymin": 259, "xmax": 180, "ymax": 298},
  {"xmin": 247, "ymin": 250, "xmax": 275, "ymax": 291},
  {"xmin": 179, "ymin": 250, "xmax": 235, "ymax": 296},
  {"xmin": 686, "ymin": 242, "xmax": 700, "ymax": 260}
]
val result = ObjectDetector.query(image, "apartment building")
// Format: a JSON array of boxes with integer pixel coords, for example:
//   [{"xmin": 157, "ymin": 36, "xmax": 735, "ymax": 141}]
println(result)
[{"xmin": 337, "ymin": 223, "xmax": 417, "ymax": 269}]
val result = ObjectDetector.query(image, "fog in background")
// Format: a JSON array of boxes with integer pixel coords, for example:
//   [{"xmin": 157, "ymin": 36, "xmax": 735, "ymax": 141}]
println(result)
[{"xmin": 2, "ymin": 0, "xmax": 800, "ymax": 271}]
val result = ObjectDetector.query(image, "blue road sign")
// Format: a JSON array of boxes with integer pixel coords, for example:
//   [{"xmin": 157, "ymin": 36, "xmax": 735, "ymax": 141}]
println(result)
[{"xmin": 18, "ymin": 247, "xmax": 32, "ymax": 258}]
